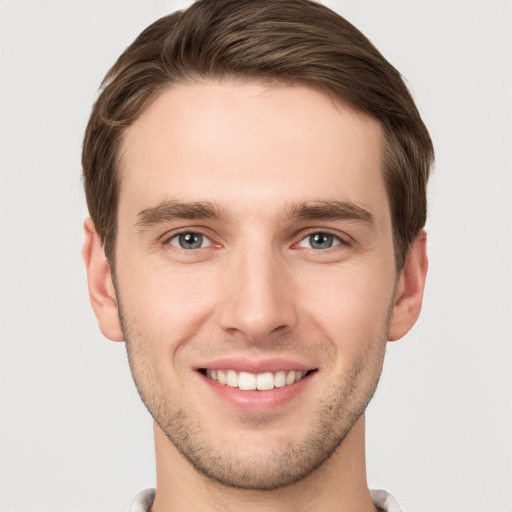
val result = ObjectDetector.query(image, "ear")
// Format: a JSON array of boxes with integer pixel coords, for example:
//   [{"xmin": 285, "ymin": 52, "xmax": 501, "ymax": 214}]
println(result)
[
  {"xmin": 388, "ymin": 230, "xmax": 428, "ymax": 341},
  {"xmin": 82, "ymin": 217, "xmax": 124, "ymax": 342}
]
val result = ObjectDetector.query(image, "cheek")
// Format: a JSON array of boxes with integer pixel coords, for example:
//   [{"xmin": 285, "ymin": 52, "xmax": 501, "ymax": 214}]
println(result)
[
  {"xmin": 294, "ymin": 264, "xmax": 395, "ymax": 347},
  {"xmin": 117, "ymin": 262, "xmax": 219, "ymax": 345}
]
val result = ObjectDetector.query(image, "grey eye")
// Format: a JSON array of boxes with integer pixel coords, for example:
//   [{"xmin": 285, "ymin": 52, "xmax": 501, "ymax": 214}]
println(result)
[
  {"xmin": 299, "ymin": 232, "xmax": 341, "ymax": 250},
  {"xmin": 310, "ymin": 233, "xmax": 333, "ymax": 249},
  {"xmin": 169, "ymin": 232, "xmax": 209, "ymax": 249}
]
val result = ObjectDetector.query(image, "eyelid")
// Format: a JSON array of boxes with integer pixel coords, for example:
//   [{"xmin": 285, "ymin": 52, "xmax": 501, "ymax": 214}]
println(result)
[
  {"xmin": 161, "ymin": 227, "xmax": 219, "ymax": 248},
  {"xmin": 159, "ymin": 226, "xmax": 351, "ymax": 251},
  {"xmin": 168, "ymin": 233, "xmax": 211, "ymax": 249},
  {"xmin": 295, "ymin": 229, "xmax": 351, "ymax": 248},
  {"xmin": 298, "ymin": 234, "xmax": 339, "ymax": 250}
]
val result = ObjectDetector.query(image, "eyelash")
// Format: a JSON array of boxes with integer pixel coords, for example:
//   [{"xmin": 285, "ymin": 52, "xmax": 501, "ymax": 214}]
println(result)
[
  {"xmin": 164, "ymin": 230, "xmax": 215, "ymax": 250},
  {"xmin": 163, "ymin": 229, "xmax": 349, "ymax": 251},
  {"xmin": 296, "ymin": 231, "xmax": 346, "ymax": 250}
]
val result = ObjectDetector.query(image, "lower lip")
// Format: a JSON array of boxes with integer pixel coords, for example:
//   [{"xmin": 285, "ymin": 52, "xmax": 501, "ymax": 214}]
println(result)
[{"xmin": 200, "ymin": 372, "xmax": 312, "ymax": 412}]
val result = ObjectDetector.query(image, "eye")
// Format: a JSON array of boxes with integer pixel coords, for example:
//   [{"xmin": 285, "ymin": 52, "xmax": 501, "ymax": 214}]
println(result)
[
  {"xmin": 298, "ymin": 232, "xmax": 342, "ymax": 250},
  {"xmin": 167, "ymin": 232, "xmax": 211, "ymax": 250}
]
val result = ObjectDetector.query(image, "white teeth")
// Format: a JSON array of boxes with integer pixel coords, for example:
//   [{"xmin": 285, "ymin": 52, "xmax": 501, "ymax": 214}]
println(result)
[
  {"xmin": 217, "ymin": 369, "xmax": 227, "ymax": 385},
  {"xmin": 204, "ymin": 368, "xmax": 310, "ymax": 390},
  {"xmin": 256, "ymin": 372, "xmax": 274, "ymax": 391},
  {"xmin": 274, "ymin": 371, "xmax": 286, "ymax": 388},
  {"xmin": 285, "ymin": 370, "xmax": 296, "ymax": 385},
  {"xmin": 238, "ymin": 372, "xmax": 256, "ymax": 390},
  {"xmin": 226, "ymin": 369, "xmax": 238, "ymax": 387}
]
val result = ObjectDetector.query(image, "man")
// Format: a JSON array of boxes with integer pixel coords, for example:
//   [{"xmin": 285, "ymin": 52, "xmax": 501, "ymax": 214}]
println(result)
[{"xmin": 82, "ymin": 0, "xmax": 433, "ymax": 510}]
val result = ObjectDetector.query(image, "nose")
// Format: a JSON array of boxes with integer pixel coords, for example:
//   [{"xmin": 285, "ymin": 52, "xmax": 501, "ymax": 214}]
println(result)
[{"xmin": 218, "ymin": 243, "xmax": 298, "ymax": 342}]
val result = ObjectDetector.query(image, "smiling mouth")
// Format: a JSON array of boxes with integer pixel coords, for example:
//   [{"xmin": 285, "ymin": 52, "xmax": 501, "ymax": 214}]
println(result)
[{"xmin": 200, "ymin": 369, "xmax": 316, "ymax": 391}]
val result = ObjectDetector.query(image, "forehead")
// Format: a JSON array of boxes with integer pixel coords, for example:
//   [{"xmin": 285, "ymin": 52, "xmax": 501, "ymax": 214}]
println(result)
[{"xmin": 118, "ymin": 80, "xmax": 388, "ymax": 225}]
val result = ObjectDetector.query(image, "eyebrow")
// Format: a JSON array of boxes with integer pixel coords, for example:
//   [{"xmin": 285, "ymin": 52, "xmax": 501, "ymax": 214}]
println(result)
[
  {"xmin": 135, "ymin": 198, "xmax": 375, "ymax": 228},
  {"xmin": 285, "ymin": 200, "xmax": 375, "ymax": 225},
  {"xmin": 135, "ymin": 200, "xmax": 225, "ymax": 227}
]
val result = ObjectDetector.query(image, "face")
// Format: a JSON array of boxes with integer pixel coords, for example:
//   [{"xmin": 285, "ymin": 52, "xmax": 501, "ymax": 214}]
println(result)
[{"xmin": 111, "ymin": 81, "xmax": 399, "ymax": 489}]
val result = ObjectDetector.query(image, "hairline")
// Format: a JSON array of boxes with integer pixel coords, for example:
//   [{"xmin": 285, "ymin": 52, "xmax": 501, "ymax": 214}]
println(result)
[{"xmin": 107, "ymin": 75, "xmax": 410, "ymax": 271}]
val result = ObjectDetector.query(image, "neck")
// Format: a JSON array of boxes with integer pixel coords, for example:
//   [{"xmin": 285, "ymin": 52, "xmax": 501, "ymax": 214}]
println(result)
[{"xmin": 151, "ymin": 415, "xmax": 378, "ymax": 512}]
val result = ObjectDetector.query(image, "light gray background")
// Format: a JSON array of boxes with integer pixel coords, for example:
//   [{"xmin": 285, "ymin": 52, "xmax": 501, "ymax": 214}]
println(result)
[{"xmin": 1, "ymin": 1, "xmax": 511, "ymax": 511}]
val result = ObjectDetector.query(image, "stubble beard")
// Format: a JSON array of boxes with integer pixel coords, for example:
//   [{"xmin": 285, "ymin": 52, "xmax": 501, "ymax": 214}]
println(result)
[{"xmin": 119, "ymin": 302, "xmax": 389, "ymax": 491}]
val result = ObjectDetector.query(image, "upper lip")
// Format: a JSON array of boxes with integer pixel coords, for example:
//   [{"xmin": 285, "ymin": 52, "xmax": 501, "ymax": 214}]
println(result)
[{"xmin": 194, "ymin": 357, "xmax": 316, "ymax": 374}]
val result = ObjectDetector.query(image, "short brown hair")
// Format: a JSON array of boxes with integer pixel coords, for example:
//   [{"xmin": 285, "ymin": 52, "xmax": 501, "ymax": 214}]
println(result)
[{"xmin": 82, "ymin": 0, "xmax": 434, "ymax": 269}]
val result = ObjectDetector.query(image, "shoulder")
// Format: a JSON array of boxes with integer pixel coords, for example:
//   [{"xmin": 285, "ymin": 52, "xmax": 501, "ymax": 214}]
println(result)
[
  {"xmin": 370, "ymin": 489, "xmax": 404, "ymax": 512},
  {"xmin": 127, "ymin": 488, "xmax": 403, "ymax": 511},
  {"xmin": 127, "ymin": 488, "xmax": 156, "ymax": 512}
]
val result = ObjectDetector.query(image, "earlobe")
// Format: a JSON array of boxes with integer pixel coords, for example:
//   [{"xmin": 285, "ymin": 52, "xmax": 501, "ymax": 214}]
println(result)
[
  {"xmin": 388, "ymin": 230, "xmax": 428, "ymax": 341},
  {"xmin": 82, "ymin": 218, "xmax": 124, "ymax": 342}
]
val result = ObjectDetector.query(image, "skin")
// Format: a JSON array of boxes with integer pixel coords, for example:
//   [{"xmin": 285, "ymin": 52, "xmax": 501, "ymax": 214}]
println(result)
[{"xmin": 83, "ymin": 80, "xmax": 428, "ymax": 512}]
